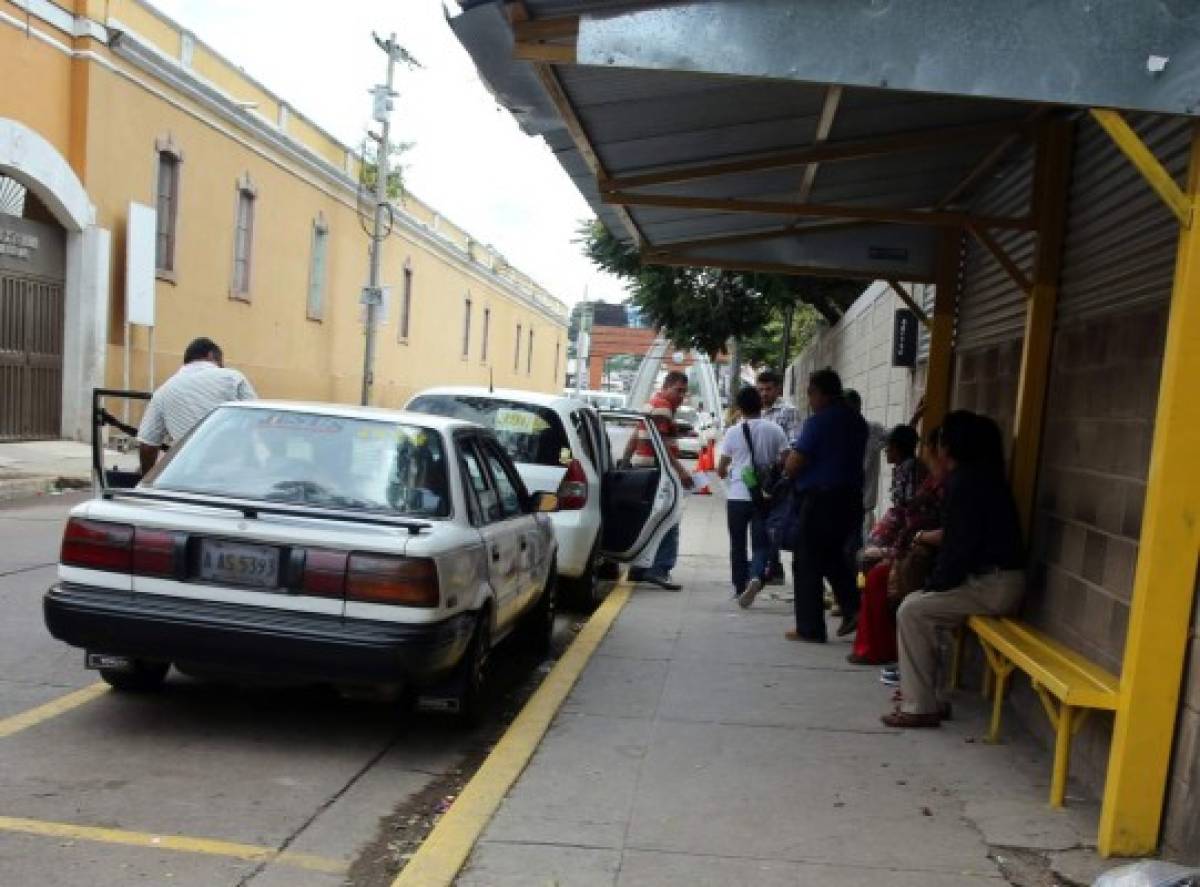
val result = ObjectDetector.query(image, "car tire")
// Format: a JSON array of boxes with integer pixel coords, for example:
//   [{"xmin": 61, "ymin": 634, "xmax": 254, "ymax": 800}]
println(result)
[
  {"xmin": 562, "ymin": 545, "xmax": 606, "ymax": 612},
  {"xmin": 518, "ymin": 570, "xmax": 557, "ymax": 659},
  {"xmin": 99, "ymin": 660, "xmax": 170, "ymax": 692},
  {"xmin": 454, "ymin": 610, "xmax": 491, "ymax": 727}
]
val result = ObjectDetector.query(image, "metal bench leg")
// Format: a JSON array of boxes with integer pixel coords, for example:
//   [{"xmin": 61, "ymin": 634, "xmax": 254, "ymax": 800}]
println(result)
[
  {"xmin": 1051, "ymin": 704, "xmax": 1074, "ymax": 808},
  {"xmin": 988, "ymin": 663, "xmax": 1013, "ymax": 744}
]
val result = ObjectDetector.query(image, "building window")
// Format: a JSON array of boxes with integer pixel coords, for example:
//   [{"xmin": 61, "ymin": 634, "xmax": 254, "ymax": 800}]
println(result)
[
  {"xmin": 398, "ymin": 260, "xmax": 413, "ymax": 342},
  {"xmin": 527, "ymin": 328, "xmax": 534, "ymax": 374},
  {"xmin": 554, "ymin": 341, "xmax": 560, "ymax": 383},
  {"xmin": 231, "ymin": 174, "xmax": 257, "ymax": 299},
  {"xmin": 306, "ymin": 214, "xmax": 328, "ymax": 320},
  {"xmin": 154, "ymin": 140, "xmax": 182, "ymax": 276},
  {"xmin": 461, "ymin": 294, "xmax": 472, "ymax": 358},
  {"xmin": 514, "ymin": 323, "xmax": 522, "ymax": 370},
  {"xmin": 481, "ymin": 307, "xmax": 491, "ymax": 362}
]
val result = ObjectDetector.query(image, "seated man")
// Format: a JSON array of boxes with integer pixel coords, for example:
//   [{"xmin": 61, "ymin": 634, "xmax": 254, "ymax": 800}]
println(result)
[{"xmin": 882, "ymin": 411, "xmax": 1025, "ymax": 729}]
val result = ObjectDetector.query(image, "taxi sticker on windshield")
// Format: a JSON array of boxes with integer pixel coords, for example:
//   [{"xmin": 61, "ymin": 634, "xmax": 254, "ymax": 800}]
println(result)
[{"xmin": 494, "ymin": 408, "xmax": 546, "ymax": 434}]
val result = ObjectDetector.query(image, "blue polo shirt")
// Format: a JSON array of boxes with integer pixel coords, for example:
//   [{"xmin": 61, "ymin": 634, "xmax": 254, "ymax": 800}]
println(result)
[{"xmin": 791, "ymin": 401, "xmax": 868, "ymax": 492}]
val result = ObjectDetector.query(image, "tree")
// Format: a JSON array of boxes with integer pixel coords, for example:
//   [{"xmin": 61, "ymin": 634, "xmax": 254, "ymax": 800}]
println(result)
[{"xmin": 577, "ymin": 220, "xmax": 860, "ymax": 363}]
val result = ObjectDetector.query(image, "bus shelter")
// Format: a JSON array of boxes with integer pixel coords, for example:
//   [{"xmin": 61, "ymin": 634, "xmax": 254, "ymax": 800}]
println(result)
[{"xmin": 451, "ymin": 0, "xmax": 1200, "ymax": 858}]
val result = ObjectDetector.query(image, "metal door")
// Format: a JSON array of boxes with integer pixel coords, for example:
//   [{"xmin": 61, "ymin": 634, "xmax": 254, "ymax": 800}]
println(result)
[{"xmin": 0, "ymin": 273, "xmax": 64, "ymax": 441}]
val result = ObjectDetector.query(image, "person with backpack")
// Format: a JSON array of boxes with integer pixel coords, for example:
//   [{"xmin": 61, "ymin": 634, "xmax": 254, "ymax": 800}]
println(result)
[{"xmin": 717, "ymin": 386, "xmax": 788, "ymax": 606}]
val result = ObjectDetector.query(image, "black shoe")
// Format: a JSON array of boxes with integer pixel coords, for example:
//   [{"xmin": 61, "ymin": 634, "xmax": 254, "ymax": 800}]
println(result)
[
  {"xmin": 642, "ymin": 572, "xmax": 682, "ymax": 591},
  {"xmin": 836, "ymin": 613, "xmax": 859, "ymax": 637}
]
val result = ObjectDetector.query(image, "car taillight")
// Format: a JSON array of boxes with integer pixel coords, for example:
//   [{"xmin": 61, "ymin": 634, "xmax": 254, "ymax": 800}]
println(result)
[
  {"xmin": 302, "ymin": 549, "xmax": 349, "ymax": 598},
  {"xmin": 61, "ymin": 518, "xmax": 133, "ymax": 572},
  {"xmin": 556, "ymin": 459, "xmax": 588, "ymax": 510},
  {"xmin": 132, "ymin": 527, "xmax": 178, "ymax": 578},
  {"xmin": 346, "ymin": 554, "xmax": 438, "ymax": 607}
]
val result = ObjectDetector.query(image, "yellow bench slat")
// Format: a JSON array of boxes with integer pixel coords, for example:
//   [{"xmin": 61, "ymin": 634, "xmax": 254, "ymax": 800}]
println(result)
[{"xmin": 968, "ymin": 616, "xmax": 1119, "ymax": 710}]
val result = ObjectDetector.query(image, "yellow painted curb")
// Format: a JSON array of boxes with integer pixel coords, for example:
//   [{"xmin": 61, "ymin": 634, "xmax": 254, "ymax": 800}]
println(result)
[
  {"xmin": 0, "ymin": 815, "xmax": 347, "ymax": 874},
  {"xmin": 393, "ymin": 580, "xmax": 634, "ymax": 887},
  {"xmin": 0, "ymin": 683, "xmax": 109, "ymax": 740}
]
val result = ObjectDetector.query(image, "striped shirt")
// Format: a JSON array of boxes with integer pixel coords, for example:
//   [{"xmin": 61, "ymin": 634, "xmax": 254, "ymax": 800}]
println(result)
[
  {"xmin": 137, "ymin": 361, "xmax": 257, "ymax": 447},
  {"xmin": 762, "ymin": 399, "xmax": 801, "ymax": 440}
]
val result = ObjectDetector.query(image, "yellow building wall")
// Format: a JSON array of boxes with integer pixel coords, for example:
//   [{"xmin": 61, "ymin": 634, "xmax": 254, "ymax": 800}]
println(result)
[
  {"xmin": 2, "ymin": 0, "xmax": 567, "ymax": 423},
  {"xmin": 0, "ymin": 0, "xmax": 74, "ymax": 160}
]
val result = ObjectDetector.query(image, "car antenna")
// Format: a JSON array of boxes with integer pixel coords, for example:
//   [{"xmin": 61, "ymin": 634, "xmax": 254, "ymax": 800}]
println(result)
[{"xmin": 489, "ymin": 367, "xmax": 494, "ymax": 394}]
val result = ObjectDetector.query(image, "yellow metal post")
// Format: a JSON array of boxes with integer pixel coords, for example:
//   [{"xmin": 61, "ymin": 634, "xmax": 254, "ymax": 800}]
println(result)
[
  {"xmin": 1099, "ymin": 125, "xmax": 1200, "ymax": 857},
  {"xmin": 1051, "ymin": 704, "xmax": 1074, "ymax": 809},
  {"xmin": 1010, "ymin": 119, "xmax": 1074, "ymax": 537},
  {"xmin": 1091, "ymin": 109, "xmax": 1192, "ymax": 227},
  {"xmin": 922, "ymin": 228, "xmax": 960, "ymax": 434}
]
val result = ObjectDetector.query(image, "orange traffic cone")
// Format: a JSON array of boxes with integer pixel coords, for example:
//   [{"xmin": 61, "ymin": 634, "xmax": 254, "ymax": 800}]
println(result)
[{"xmin": 694, "ymin": 441, "xmax": 714, "ymax": 494}]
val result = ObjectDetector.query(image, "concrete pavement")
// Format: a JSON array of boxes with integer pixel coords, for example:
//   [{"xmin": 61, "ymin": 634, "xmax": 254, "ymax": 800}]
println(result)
[
  {"xmin": 0, "ymin": 439, "xmax": 137, "ymax": 501},
  {"xmin": 457, "ymin": 493, "xmax": 1114, "ymax": 886}
]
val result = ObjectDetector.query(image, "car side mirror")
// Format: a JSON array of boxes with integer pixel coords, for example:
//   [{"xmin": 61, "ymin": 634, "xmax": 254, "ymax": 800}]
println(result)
[{"xmin": 531, "ymin": 491, "xmax": 560, "ymax": 513}]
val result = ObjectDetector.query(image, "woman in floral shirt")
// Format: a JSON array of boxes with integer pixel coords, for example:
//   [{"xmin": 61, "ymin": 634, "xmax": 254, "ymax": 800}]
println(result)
[{"xmin": 850, "ymin": 426, "xmax": 943, "ymax": 665}]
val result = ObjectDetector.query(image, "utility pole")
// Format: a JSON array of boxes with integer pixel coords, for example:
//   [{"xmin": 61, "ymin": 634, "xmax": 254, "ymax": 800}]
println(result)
[
  {"xmin": 779, "ymin": 301, "xmax": 795, "ymax": 375},
  {"xmin": 361, "ymin": 33, "xmax": 400, "ymax": 406}
]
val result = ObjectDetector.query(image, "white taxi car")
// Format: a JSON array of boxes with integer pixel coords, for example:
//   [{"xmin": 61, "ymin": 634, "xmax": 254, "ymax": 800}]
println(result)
[
  {"xmin": 407, "ymin": 388, "xmax": 682, "ymax": 611},
  {"xmin": 44, "ymin": 401, "xmax": 681, "ymax": 719}
]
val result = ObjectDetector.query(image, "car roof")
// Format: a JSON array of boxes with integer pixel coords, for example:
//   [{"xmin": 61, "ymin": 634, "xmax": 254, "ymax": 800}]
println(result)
[
  {"xmin": 409, "ymin": 386, "xmax": 592, "ymax": 412},
  {"xmin": 222, "ymin": 400, "xmax": 482, "ymax": 433}
]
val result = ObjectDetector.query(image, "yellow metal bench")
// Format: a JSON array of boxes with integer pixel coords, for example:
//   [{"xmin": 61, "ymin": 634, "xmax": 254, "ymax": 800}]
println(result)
[{"xmin": 966, "ymin": 616, "xmax": 1120, "ymax": 808}]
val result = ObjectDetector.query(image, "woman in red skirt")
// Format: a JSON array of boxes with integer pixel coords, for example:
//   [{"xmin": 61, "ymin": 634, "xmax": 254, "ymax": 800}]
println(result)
[{"xmin": 849, "ymin": 426, "xmax": 943, "ymax": 665}]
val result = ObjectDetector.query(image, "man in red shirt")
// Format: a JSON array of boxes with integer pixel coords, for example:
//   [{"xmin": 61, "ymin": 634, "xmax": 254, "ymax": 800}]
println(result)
[{"xmin": 627, "ymin": 371, "xmax": 694, "ymax": 589}]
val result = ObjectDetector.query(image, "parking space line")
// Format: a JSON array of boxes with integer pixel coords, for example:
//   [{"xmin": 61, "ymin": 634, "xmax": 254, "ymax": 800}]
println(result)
[
  {"xmin": 394, "ymin": 579, "xmax": 634, "ymax": 887},
  {"xmin": 0, "ymin": 815, "xmax": 347, "ymax": 874},
  {"xmin": 0, "ymin": 683, "xmax": 109, "ymax": 740}
]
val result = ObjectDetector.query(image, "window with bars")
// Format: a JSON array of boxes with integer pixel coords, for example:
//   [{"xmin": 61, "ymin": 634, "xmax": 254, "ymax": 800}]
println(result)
[
  {"xmin": 481, "ymin": 307, "xmax": 491, "ymax": 362},
  {"xmin": 514, "ymin": 323, "xmax": 522, "ymax": 370},
  {"xmin": 306, "ymin": 215, "xmax": 328, "ymax": 320},
  {"xmin": 398, "ymin": 260, "xmax": 413, "ymax": 341},
  {"xmin": 154, "ymin": 145, "xmax": 181, "ymax": 275},
  {"xmin": 231, "ymin": 175, "xmax": 256, "ymax": 298},
  {"xmin": 527, "ymin": 328, "xmax": 534, "ymax": 374},
  {"xmin": 461, "ymin": 294, "xmax": 472, "ymax": 358}
]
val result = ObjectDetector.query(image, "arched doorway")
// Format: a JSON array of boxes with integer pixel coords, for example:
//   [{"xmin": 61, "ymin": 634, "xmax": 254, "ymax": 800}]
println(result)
[
  {"xmin": 0, "ymin": 119, "xmax": 109, "ymax": 442},
  {"xmin": 0, "ymin": 174, "xmax": 67, "ymax": 440}
]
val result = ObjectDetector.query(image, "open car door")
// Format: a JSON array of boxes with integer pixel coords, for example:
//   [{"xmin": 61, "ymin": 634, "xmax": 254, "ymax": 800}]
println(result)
[{"xmin": 597, "ymin": 410, "xmax": 683, "ymax": 567}]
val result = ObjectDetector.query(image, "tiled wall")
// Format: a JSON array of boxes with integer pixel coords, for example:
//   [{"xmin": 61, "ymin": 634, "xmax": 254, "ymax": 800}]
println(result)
[{"xmin": 949, "ymin": 339, "xmax": 1022, "ymax": 444}]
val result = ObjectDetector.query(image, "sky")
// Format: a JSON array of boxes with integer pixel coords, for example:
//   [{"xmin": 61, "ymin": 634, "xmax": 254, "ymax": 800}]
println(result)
[{"xmin": 147, "ymin": 0, "xmax": 627, "ymax": 310}]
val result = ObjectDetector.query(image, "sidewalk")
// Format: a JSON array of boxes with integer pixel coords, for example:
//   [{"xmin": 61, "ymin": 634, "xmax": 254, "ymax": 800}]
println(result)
[
  {"xmin": 0, "ymin": 440, "xmax": 137, "ymax": 501},
  {"xmin": 457, "ymin": 494, "xmax": 1114, "ymax": 886}
]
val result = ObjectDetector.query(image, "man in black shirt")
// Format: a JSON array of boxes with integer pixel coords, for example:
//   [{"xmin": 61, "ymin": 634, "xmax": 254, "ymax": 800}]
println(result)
[{"xmin": 882, "ymin": 411, "xmax": 1025, "ymax": 729}]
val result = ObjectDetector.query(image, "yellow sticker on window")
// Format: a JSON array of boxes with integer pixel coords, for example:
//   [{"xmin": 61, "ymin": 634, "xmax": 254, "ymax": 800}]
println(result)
[{"xmin": 494, "ymin": 408, "xmax": 546, "ymax": 434}]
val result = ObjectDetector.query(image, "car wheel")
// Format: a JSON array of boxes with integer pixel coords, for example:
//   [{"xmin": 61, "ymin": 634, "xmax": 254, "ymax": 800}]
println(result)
[
  {"xmin": 563, "ymin": 545, "xmax": 606, "ymax": 612},
  {"xmin": 99, "ymin": 660, "xmax": 170, "ymax": 692},
  {"xmin": 455, "ymin": 611, "xmax": 491, "ymax": 726},
  {"xmin": 518, "ymin": 570, "xmax": 557, "ymax": 659}
]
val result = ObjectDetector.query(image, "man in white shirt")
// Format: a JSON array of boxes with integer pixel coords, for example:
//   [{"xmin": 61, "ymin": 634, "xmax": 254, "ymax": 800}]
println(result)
[
  {"xmin": 717, "ymin": 386, "xmax": 788, "ymax": 607},
  {"xmin": 137, "ymin": 337, "xmax": 257, "ymax": 473}
]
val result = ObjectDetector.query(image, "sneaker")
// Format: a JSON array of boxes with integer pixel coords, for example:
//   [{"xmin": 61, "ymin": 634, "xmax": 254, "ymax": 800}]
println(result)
[
  {"xmin": 765, "ymin": 567, "xmax": 786, "ymax": 586},
  {"xmin": 880, "ymin": 666, "xmax": 900, "ymax": 687},
  {"xmin": 738, "ymin": 577, "xmax": 763, "ymax": 609},
  {"xmin": 641, "ymin": 572, "xmax": 682, "ymax": 591},
  {"xmin": 835, "ymin": 613, "xmax": 859, "ymax": 637}
]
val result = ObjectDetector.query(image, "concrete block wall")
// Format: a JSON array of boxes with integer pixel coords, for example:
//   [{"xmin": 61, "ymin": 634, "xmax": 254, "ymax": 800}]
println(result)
[
  {"xmin": 949, "ymin": 339, "xmax": 1023, "ymax": 445},
  {"xmin": 790, "ymin": 282, "xmax": 923, "ymax": 510},
  {"xmin": 1164, "ymin": 572, "xmax": 1200, "ymax": 863}
]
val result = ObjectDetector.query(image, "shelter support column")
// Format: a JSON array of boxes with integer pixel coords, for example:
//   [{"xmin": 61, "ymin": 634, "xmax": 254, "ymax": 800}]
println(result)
[
  {"xmin": 921, "ymin": 228, "xmax": 960, "ymax": 434},
  {"xmin": 1099, "ymin": 123, "xmax": 1200, "ymax": 857},
  {"xmin": 1010, "ymin": 118, "xmax": 1073, "ymax": 536}
]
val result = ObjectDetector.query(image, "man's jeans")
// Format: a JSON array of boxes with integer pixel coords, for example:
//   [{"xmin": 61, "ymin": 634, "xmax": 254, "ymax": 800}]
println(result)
[
  {"xmin": 648, "ymin": 523, "xmax": 680, "ymax": 577},
  {"xmin": 727, "ymin": 500, "xmax": 769, "ymax": 595}
]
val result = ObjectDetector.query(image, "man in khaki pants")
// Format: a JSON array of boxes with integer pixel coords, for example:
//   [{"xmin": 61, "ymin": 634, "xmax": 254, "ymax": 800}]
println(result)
[{"xmin": 882, "ymin": 411, "xmax": 1025, "ymax": 729}]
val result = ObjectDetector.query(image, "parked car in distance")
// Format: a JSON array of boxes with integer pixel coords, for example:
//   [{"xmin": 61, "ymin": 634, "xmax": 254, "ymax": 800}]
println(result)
[
  {"xmin": 44, "ymin": 402, "xmax": 562, "ymax": 721},
  {"xmin": 406, "ymin": 387, "xmax": 681, "ymax": 609}
]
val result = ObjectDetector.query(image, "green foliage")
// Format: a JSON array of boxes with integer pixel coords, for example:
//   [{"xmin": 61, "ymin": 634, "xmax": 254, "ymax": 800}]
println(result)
[
  {"xmin": 361, "ymin": 141, "xmax": 414, "ymax": 201},
  {"xmin": 577, "ymin": 220, "xmax": 858, "ymax": 365}
]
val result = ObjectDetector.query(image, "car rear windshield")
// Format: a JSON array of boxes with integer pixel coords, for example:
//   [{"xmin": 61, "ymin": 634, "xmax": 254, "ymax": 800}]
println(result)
[
  {"xmin": 147, "ymin": 407, "xmax": 451, "ymax": 517},
  {"xmin": 408, "ymin": 394, "xmax": 570, "ymax": 467}
]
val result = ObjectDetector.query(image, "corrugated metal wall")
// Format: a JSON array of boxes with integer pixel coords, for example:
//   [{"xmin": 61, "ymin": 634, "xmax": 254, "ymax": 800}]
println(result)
[
  {"xmin": 955, "ymin": 145, "xmax": 1035, "ymax": 351},
  {"xmin": 1057, "ymin": 113, "xmax": 1190, "ymax": 322}
]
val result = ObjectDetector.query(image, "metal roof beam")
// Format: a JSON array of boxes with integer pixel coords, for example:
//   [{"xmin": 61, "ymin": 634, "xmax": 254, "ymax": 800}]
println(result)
[
  {"xmin": 966, "ymin": 223, "xmax": 1033, "ymax": 296},
  {"xmin": 644, "ymin": 252, "xmax": 923, "ymax": 283},
  {"xmin": 797, "ymin": 85, "xmax": 843, "ymax": 203},
  {"xmin": 886, "ymin": 280, "xmax": 931, "ymax": 328},
  {"xmin": 603, "ymin": 191, "xmax": 1035, "ymax": 231},
  {"xmin": 577, "ymin": 0, "xmax": 1200, "ymax": 118},
  {"xmin": 601, "ymin": 119, "xmax": 1030, "ymax": 191}
]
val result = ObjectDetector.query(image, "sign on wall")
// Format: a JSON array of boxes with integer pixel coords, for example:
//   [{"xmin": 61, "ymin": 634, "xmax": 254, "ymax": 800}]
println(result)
[
  {"xmin": 892, "ymin": 308, "xmax": 918, "ymax": 367},
  {"xmin": 126, "ymin": 202, "xmax": 156, "ymax": 327}
]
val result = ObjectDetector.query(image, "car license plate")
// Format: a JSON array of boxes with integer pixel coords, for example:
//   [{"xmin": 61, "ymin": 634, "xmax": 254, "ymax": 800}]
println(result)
[
  {"xmin": 197, "ymin": 540, "xmax": 280, "ymax": 588},
  {"xmin": 86, "ymin": 652, "xmax": 133, "ymax": 671}
]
